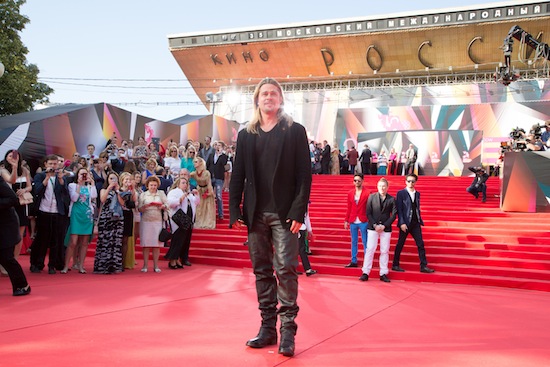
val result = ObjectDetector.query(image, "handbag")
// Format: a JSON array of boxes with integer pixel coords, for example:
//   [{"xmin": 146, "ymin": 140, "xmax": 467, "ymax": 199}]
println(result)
[
  {"xmin": 19, "ymin": 192, "xmax": 34, "ymax": 206},
  {"xmin": 172, "ymin": 207, "xmax": 192, "ymax": 230},
  {"xmin": 158, "ymin": 210, "xmax": 173, "ymax": 243}
]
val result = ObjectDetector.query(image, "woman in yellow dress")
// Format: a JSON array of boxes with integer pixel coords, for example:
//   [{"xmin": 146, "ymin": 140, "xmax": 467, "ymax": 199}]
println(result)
[
  {"xmin": 190, "ymin": 157, "xmax": 216, "ymax": 229},
  {"xmin": 330, "ymin": 147, "xmax": 340, "ymax": 175}
]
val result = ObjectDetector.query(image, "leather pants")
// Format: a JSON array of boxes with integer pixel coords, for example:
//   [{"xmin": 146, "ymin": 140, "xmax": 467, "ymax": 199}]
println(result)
[{"xmin": 248, "ymin": 212, "xmax": 299, "ymax": 336}]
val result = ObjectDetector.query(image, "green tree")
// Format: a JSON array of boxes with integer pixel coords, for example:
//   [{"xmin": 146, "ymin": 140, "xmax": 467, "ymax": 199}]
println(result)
[{"xmin": 0, "ymin": 0, "xmax": 53, "ymax": 116}]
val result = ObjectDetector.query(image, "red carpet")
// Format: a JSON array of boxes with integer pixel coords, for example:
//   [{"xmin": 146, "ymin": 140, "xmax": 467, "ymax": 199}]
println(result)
[
  {"xmin": 187, "ymin": 175, "xmax": 550, "ymax": 292},
  {"xmin": 2, "ymin": 264, "xmax": 550, "ymax": 366}
]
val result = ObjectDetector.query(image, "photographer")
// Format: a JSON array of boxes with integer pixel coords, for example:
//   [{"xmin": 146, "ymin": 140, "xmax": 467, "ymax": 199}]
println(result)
[
  {"xmin": 541, "ymin": 121, "xmax": 550, "ymax": 144},
  {"xmin": 466, "ymin": 166, "xmax": 489, "ymax": 203},
  {"xmin": 525, "ymin": 133, "xmax": 546, "ymax": 151}
]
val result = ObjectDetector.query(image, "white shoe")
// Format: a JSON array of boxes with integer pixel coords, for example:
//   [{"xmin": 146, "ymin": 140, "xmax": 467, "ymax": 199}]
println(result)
[
  {"xmin": 141, "ymin": 268, "xmax": 148, "ymax": 273},
  {"xmin": 154, "ymin": 268, "xmax": 161, "ymax": 273}
]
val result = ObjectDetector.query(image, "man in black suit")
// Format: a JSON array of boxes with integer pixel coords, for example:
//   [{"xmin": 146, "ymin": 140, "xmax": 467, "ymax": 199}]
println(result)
[
  {"xmin": 466, "ymin": 166, "xmax": 489, "ymax": 203},
  {"xmin": 392, "ymin": 174, "xmax": 435, "ymax": 273},
  {"xmin": 359, "ymin": 178, "xmax": 397, "ymax": 283},
  {"xmin": 229, "ymin": 78, "xmax": 311, "ymax": 357},
  {"xmin": 31, "ymin": 154, "xmax": 69, "ymax": 274},
  {"xmin": 321, "ymin": 140, "xmax": 331, "ymax": 174},
  {"xmin": 359, "ymin": 144, "xmax": 372, "ymax": 175}
]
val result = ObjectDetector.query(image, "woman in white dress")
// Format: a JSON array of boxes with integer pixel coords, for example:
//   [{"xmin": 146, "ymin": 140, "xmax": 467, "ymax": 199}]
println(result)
[{"xmin": 138, "ymin": 176, "xmax": 168, "ymax": 273}]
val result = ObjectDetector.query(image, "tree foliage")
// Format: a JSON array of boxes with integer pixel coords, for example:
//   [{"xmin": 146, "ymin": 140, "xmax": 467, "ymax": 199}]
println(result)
[{"xmin": 0, "ymin": 0, "xmax": 53, "ymax": 116}]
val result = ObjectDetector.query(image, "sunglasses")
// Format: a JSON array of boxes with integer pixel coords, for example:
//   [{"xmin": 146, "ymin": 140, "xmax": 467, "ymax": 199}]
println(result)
[
  {"xmin": 406, "ymin": 180, "xmax": 416, "ymax": 183},
  {"xmin": 353, "ymin": 179, "xmax": 362, "ymax": 182}
]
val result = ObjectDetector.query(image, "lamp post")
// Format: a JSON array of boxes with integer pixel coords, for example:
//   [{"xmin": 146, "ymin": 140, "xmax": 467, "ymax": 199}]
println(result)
[{"xmin": 205, "ymin": 91, "xmax": 223, "ymax": 140}]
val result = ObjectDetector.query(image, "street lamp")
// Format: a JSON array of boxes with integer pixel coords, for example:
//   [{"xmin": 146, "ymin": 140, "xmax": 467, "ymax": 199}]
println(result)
[{"xmin": 205, "ymin": 91, "xmax": 223, "ymax": 140}]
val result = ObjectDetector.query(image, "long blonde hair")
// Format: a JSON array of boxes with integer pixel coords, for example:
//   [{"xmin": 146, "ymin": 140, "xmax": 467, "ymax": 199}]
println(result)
[{"xmin": 246, "ymin": 77, "xmax": 293, "ymax": 135}]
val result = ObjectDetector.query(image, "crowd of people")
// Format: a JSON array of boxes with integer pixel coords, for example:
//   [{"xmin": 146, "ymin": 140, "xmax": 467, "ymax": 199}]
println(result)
[
  {"xmin": 0, "ymin": 135, "xmax": 234, "ymax": 288},
  {"xmin": 310, "ymin": 141, "xmax": 418, "ymax": 176}
]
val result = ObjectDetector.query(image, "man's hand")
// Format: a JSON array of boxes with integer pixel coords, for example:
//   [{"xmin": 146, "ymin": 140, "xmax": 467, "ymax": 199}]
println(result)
[
  {"xmin": 400, "ymin": 224, "xmax": 408, "ymax": 232},
  {"xmin": 287, "ymin": 219, "xmax": 302, "ymax": 234},
  {"xmin": 344, "ymin": 221, "xmax": 349, "ymax": 230}
]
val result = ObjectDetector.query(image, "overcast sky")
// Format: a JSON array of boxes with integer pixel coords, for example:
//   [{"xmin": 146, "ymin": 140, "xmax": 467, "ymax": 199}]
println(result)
[{"xmin": 20, "ymin": 0, "xmax": 500, "ymax": 120}]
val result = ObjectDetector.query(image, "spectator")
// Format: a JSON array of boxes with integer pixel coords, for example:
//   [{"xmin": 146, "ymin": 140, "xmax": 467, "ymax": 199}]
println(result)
[
  {"xmin": 206, "ymin": 141, "xmax": 228, "ymax": 220},
  {"xmin": 321, "ymin": 140, "xmax": 331, "ymax": 174},
  {"xmin": 31, "ymin": 154, "xmax": 69, "ymax": 274},
  {"xmin": 388, "ymin": 148, "xmax": 398, "ymax": 175},
  {"xmin": 181, "ymin": 146, "xmax": 197, "ymax": 189},
  {"xmin": 91, "ymin": 158, "xmax": 107, "ymax": 197},
  {"xmin": 190, "ymin": 157, "xmax": 216, "ymax": 229},
  {"xmin": 347, "ymin": 146, "xmax": 359, "ymax": 174},
  {"xmin": 111, "ymin": 148, "xmax": 127, "ymax": 174},
  {"xmin": 359, "ymin": 144, "xmax": 372, "ymax": 175},
  {"xmin": 344, "ymin": 173, "xmax": 369, "ymax": 268},
  {"xmin": 298, "ymin": 203, "xmax": 317, "ymax": 276},
  {"xmin": 62, "ymin": 168, "xmax": 97, "ymax": 274},
  {"xmin": 199, "ymin": 136, "xmax": 215, "ymax": 167},
  {"xmin": 377, "ymin": 149, "xmax": 388, "ymax": 175},
  {"xmin": 165, "ymin": 177, "xmax": 199, "ymax": 269},
  {"xmin": 119, "ymin": 172, "xmax": 138, "ymax": 269},
  {"xmin": 405, "ymin": 144, "xmax": 417, "ymax": 175},
  {"xmin": 155, "ymin": 166, "xmax": 173, "ymax": 194},
  {"xmin": 359, "ymin": 178, "xmax": 396, "ymax": 283},
  {"xmin": 0, "ymin": 170, "xmax": 31, "ymax": 297},
  {"xmin": 138, "ymin": 175, "xmax": 168, "ymax": 273},
  {"xmin": 330, "ymin": 146, "xmax": 340, "ymax": 175},
  {"xmin": 164, "ymin": 145, "xmax": 182, "ymax": 175},
  {"xmin": 93, "ymin": 172, "xmax": 124, "ymax": 274},
  {"xmin": 141, "ymin": 158, "xmax": 158, "ymax": 184},
  {"xmin": 1, "ymin": 150, "xmax": 32, "ymax": 276},
  {"xmin": 133, "ymin": 136, "xmax": 149, "ymax": 171}
]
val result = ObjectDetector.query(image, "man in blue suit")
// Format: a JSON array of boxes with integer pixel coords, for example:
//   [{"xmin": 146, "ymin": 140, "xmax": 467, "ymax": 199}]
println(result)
[
  {"xmin": 391, "ymin": 174, "xmax": 435, "ymax": 273},
  {"xmin": 229, "ymin": 78, "xmax": 311, "ymax": 357}
]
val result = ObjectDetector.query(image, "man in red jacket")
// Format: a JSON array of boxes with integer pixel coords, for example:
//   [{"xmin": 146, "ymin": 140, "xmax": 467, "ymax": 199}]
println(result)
[{"xmin": 344, "ymin": 173, "xmax": 369, "ymax": 267}]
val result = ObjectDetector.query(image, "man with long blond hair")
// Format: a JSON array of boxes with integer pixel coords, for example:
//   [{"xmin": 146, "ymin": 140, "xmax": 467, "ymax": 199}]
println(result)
[{"xmin": 229, "ymin": 78, "xmax": 311, "ymax": 357}]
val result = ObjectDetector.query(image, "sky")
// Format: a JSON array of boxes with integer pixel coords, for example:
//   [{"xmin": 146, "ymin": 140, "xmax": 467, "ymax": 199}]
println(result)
[{"xmin": 20, "ymin": 0, "xmax": 499, "ymax": 121}]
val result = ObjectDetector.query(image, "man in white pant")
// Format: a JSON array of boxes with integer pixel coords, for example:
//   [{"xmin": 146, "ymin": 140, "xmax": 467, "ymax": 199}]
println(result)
[{"xmin": 359, "ymin": 178, "xmax": 397, "ymax": 283}]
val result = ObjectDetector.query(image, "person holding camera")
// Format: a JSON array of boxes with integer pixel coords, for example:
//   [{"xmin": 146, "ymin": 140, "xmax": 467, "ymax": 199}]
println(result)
[
  {"xmin": 31, "ymin": 154, "xmax": 70, "ymax": 274},
  {"xmin": 62, "ymin": 168, "xmax": 97, "ymax": 273},
  {"xmin": 466, "ymin": 166, "xmax": 489, "ymax": 203}
]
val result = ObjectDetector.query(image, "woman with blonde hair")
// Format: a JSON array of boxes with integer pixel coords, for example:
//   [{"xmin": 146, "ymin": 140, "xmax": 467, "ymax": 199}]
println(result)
[
  {"xmin": 166, "ymin": 177, "xmax": 199, "ymax": 268},
  {"xmin": 190, "ymin": 157, "xmax": 215, "ymax": 229},
  {"xmin": 138, "ymin": 175, "xmax": 168, "ymax": 272},
  {"xmin": 141, "ymin": 158, "xmax": 158, "ymax": 183},
  {"xmin": 119, "ymin": 172, "xmax": 138, "ymax": 269},
  {"xmin": 180, "ymin": 146, "xmax": 197, "ymax": 189}
]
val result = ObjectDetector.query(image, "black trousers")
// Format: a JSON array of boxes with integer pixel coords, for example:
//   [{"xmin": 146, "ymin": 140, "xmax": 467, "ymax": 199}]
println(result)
[
  {"xmin": 30, "ymin": 211, "xmax": 65, "ymax": 270},
  {"xmin": 165, "ymin": 226, "xmax": 193, "ymax": 262},
  {"xmin": 248, "ymin": 212, "xmax": 299, "ymax": 335},
  {"xmin": 298, "ymin": 230, "xmax": 312, "ymax": 271},
  {"xmin": 0, "ymin": 246, "xmax": 28, "ymax": 291},
  {"xmin": 392, "ymin": 221, "xmax": 428, "ymax": 268}
]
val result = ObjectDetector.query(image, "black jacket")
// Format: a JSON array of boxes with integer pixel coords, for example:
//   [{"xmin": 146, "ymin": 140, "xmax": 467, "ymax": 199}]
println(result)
[
  {"xmin": 366, "ymin": 192, "xmax": 397, "ymax": 232},
  {"xmin": 206, "ymin": 152, "xmax": 228, "ymax": 181},
  {"xmin": 229, "ymin": 120, "xmax": 312, "ymax": 228},
  {"xmin": 0, "ymin": 177, "xmax": 21, "ymax": 248}
]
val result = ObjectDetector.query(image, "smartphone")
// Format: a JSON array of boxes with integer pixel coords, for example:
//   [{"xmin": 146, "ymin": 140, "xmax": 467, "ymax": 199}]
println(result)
[{"xmin": 12, "ymin": 150, "xmax": 19, "ymax": 160}]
